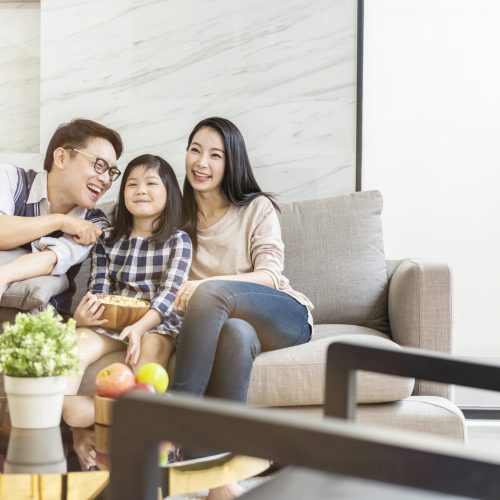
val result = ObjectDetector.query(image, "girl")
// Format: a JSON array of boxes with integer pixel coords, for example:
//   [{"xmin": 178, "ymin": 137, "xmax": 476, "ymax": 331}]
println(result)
[{"xmin": 63, "ymin": 154, "xmax": 192, "ymax": 430}]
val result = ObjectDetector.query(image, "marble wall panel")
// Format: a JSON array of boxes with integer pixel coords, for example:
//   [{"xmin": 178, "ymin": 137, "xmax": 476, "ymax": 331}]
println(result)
[
  {"xmin": 2, "ymin": 0, "xmax": 358, "ymax": 203},
  {"xmin": 0, "ymin": 2, "xmax": 39, "ymax": 154}
]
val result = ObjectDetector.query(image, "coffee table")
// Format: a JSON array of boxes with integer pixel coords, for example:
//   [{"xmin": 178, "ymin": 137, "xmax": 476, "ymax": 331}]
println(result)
[{"xmin": 0, "ymin": 396, "xmax": 270, "ymax": 499}]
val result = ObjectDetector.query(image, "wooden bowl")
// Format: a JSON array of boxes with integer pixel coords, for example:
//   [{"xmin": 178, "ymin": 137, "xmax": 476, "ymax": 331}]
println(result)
[
  {"xmin": 95, "ymin": 395, "xmax": 114, "ymax": 426},
  {"xmin": 95, "ymin": 294, "xmax": 150, "ymax": 330},
  {"xmin": 94, "ymin": 423, "xmax": 111, "ymax": 454}
]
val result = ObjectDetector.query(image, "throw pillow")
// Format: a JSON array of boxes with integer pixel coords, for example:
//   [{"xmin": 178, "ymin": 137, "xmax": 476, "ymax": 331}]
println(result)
[
  {"xmin": 0, "ymin": 248, "xmax": 69, "ymax": 311},
  {"xmin": 279, "ymin": 190, "xmax": 389, "ymax": 334}
]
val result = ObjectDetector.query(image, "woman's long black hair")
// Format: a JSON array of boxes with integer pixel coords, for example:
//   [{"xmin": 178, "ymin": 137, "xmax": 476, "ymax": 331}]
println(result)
[
  {"xmin": 183, "ymin": 117, "xmax": 278, "ymax": 249},
  {"xmin": 107, "ymin": 154, "xmax": 183, "ymax": 244}
]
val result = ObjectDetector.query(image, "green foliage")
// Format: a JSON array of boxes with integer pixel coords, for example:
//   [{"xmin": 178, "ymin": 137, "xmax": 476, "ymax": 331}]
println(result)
[{"xmin": 0, "ymin": 308, "xmax": 81, "ymax": 377}]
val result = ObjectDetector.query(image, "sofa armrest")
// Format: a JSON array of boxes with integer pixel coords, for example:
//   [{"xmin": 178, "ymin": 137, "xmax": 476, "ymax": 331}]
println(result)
[{"xmin": 388, "ymin": 259, "xmax": 453, "ymax": 398}]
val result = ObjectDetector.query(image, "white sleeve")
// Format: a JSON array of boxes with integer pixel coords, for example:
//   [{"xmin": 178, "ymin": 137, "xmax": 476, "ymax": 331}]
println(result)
[
  {"xmin": 32, "ymin": 235, "xmax": 92, "ymax": 275},
  {"xmin": 0, "ymin": 164, "xmax": 20, "ymax": 215}
]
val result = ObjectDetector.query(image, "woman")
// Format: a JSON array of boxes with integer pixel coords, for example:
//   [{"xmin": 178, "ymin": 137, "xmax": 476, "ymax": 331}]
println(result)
[{"xmin": 172, "ymin": 117, "xmax": 313, "ymax": 403}]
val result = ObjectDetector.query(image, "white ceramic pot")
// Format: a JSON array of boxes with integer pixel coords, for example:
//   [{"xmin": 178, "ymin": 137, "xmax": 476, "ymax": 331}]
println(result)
[
  {"xmin": 5, "ymin": 426, "xmax": 67, "ymax": 473},
  {"xmin": 3, "ymin": 375, "xmax": 67, "ymax": 429}
]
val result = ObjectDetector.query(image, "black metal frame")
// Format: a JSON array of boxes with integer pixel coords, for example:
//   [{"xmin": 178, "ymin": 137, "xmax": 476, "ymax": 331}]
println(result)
[
  {"xmin": 110, "ymin": 388, "xmax": 500, "ymax": 500},
  {"xmin": 325, "ymin": 341, "xmax": 500, "ymax": 420},
  {"xmin": 461, "ymin": 407, "xmax": 500, "ymax": 420},
  {"xmin": 356, "ymin": 0, "xmax": 364, "ymax": 191}
]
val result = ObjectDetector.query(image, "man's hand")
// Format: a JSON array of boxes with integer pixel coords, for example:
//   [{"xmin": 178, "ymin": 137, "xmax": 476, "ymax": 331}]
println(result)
[
  {"xmin": 120, "ymin": 324, "xmax": 147, "ymax": 366},
  {"xmin": 59, "ymin": 216, "xmax": 101, "ymax": 245},
  {"xmin": 73, "ymin": 292, "xmax": 108, "ymax": 327}
]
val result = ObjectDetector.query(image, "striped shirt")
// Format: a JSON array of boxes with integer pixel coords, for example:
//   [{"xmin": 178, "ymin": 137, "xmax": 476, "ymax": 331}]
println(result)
[
  {"xmin": 89, "ymin": 229, "xmax": 192, "ymax": 338},
  {"xmin": 0, "ymin": 163, "xmax": 109, "ymax": 316}
]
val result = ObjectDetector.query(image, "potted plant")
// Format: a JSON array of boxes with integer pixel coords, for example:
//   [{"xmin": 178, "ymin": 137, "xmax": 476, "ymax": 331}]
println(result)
[{"xmin": 0, "ymin": 308, "xmax": 81, "ymax": 429}]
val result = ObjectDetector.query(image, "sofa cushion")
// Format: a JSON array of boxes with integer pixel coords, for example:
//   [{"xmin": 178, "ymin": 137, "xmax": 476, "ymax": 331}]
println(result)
[
  {"xmin": 280, "ymin": 190, "xmax": 389, "ymax": 333},
  {"xmin": 276, "ymin": 396, "xmax": 466, "ymax": 442},
  {"xmin": 0, "ymin": 249, "xmax": 69, "ymax": 311},
  {"xmin": 246, "ymin": 328, "xmax": 415, "ymax": 407}
]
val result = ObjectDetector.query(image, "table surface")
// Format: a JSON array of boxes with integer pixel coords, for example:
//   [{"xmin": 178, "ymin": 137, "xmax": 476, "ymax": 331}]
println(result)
[
  {"xmin": 240, "ymin": 466, "xmax": 473, "ymax": 500},
  {"xmin": 0, "ymin": 396, "xmax": 270, "ymax": 498}
]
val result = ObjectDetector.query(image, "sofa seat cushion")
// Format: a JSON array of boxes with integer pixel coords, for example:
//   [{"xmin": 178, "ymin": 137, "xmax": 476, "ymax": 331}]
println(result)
[
  {"xmin": 274, "ymin": 396, "xmax": 466, "ymax": 442},
  {"xmin": 356, "ymin": 396, "xmax": 466, "ymax": 441},
  {"xmin": 246, "ymin": 327, "xmax": 415, "ymax": 407},
  {"xmin": 76, "ymin": 326, "xmax": 414, "ymax": 405}
]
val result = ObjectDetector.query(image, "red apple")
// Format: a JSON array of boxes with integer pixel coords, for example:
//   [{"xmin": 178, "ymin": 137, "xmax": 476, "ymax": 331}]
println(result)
[
  {"xmin": 95, "ymin": 363, "xmax": 135, "ymax": 398},
  {"xmin": 127, "ymin": 382, "xmax": 156, "ymax": 394}
]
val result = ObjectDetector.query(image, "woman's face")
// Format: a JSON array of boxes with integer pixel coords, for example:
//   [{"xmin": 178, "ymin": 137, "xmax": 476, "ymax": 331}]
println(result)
[{"xmin": 185, "ymin": 127, "xmax": 226, "ymax": 194}]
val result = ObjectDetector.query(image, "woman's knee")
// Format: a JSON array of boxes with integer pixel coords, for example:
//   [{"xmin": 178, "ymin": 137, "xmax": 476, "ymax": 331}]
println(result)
[{"xmin": 220, "ymin": 319, "xmax": 261, "ymax": 358}]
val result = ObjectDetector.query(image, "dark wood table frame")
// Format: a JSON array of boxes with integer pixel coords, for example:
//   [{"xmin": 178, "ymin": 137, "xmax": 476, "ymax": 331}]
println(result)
[
  {"xmin": 325, "ymin": 341, "xmax": 500, "ymax": 420},
  {"xmin": 110, "ymin": 342, "xmax": 500, "ymax": 500}
]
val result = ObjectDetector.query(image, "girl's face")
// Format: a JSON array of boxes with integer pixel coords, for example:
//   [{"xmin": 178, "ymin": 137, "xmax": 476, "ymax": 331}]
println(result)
[
  {"xmin": 124, "ymin": 165, "xmax": 167, "ymax": 221},
  {"xmin": 185, "ymin": 127, "xmax": 226, "ymax": 194}
]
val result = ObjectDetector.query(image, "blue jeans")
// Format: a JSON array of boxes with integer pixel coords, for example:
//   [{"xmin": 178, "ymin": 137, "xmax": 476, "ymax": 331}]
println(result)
[{"xmin": 171, "ymin": 280, "xmax": 311, "ymax": 403}]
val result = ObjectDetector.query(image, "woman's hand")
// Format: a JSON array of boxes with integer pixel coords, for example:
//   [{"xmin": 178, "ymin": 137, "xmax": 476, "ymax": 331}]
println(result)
[
  {"xmin": 73, "ymin": 292, "xmax": 108, "ymax": 328},
  {"xmin": 120, "ymin": 324, "xmax": 147, "ymax": 366},
  {"xmin": 174, "ymin": 280, "xmax": 204, "ymax": 314}
]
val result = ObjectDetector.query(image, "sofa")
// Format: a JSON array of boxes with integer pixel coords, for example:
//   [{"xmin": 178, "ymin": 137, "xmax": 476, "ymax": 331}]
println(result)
[{"xmin": 0, "ymin": 190, "xmax": 464, "ymax": 441}]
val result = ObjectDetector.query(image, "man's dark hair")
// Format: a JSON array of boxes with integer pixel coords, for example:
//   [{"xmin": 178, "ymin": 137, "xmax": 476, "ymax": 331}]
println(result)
[{"xmin": 43, "ymin": 118, "xmax": 123, "ymax": 172}]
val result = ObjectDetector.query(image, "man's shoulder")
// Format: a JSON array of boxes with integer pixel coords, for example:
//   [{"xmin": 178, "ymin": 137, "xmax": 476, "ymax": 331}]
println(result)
[
  {"xmin": 0, "ymin": 163, "xmax": 21, "ymax": 181},
  {"xmin": 85, "ymin": 207, "xmax": 110, "ymax": 228}
]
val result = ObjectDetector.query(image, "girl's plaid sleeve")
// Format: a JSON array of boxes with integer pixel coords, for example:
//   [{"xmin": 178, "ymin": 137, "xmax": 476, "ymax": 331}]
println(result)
[
  {"xmin": 88, "ymin": 237, "xmax": 112, "ymax": 294},
  {"xmin": 150, "ymin": 231, "xmax": 192, "ymax": 318}
]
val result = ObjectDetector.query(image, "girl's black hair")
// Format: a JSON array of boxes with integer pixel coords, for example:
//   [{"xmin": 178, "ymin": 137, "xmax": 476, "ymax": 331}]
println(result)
[
  {"xmin": 183, "ymin": 117, "xmax": 278, "ymax": 249},
  {"xmin": 107, "ymin": 154, "xmax": 183, "ymax": 244}
]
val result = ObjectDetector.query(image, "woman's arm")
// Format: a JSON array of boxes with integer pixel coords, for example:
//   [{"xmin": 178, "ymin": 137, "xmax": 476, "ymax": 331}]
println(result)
[
  {"xmin": 173, "ymin": 271, "xmax": 274, "ymax": 314},
  {"xmin": 174, "ymin": 198, "xmax": 282, "ymax": 312}
]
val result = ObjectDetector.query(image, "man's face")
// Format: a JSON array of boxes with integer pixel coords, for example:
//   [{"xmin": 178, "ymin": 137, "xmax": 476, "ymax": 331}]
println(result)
[{"xmin": 61, "ymin": 137, "xmax": 118, "ymax": 209}]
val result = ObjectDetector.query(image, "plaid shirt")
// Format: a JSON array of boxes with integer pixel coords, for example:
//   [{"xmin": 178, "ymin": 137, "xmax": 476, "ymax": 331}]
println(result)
[{"xmin": 89, "ymin": 229, "xmax": 192, "ymax": 338}]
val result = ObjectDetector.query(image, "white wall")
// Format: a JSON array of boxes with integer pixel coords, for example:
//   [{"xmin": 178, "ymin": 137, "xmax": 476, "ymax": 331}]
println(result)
[{"xmin": 362, "ymin": 0, "xmax": 500, "ymax": 402}]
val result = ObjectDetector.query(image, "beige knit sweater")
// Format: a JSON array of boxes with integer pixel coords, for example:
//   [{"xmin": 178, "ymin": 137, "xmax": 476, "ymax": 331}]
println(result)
[{"xmin": 190, "ymin": 196, "xmax": 314, "ymax": 325}]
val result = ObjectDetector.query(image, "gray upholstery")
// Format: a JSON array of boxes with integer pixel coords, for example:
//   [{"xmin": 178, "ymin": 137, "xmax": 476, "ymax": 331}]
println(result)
[
  {"xmin": 0, "ymin": 248, "xmax": 69, "ymax": 310},
  {"xmin": 280, "ymin": 191, "xmax": 389, "ymax": 334},
  {"xmin": 0, "ymin": 191, "xmax": 460, "ymax": 440}
]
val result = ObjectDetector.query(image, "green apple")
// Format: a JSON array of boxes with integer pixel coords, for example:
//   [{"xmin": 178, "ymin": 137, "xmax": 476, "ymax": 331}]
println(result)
[{"xmin": 135, "ymin": 362, "xmax": 169, "ymax": 393}]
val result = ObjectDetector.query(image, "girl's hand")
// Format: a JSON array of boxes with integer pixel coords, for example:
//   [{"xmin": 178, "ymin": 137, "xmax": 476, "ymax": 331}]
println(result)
[
  {"xmin": 174, "ymin": 280, "xmax": 204, "ymax": 314},
  {"xmin": 119, "ymin": 324, "xmax": 147, "ymax": 366},
  {"xmin": 73, "ymin": 292, "xmax": 108, "ymax": 328}
]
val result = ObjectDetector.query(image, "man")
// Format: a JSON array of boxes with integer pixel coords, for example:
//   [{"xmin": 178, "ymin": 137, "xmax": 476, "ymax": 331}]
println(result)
[{"xmin": 0, "ymin": 118, "xmax": 123, "ymax": 316}]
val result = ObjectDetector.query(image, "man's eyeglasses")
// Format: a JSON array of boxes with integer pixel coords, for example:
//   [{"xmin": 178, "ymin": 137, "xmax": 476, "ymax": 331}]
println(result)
[{"xmin": 70, "ymin": 148, "xmax": 121, "ymax": 182}]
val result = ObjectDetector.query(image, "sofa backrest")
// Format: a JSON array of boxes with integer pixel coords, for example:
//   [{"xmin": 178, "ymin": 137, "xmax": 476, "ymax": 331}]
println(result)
[{"xmin": 279, "ymin": 190, "xmax": 389, "ymax": 334}]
